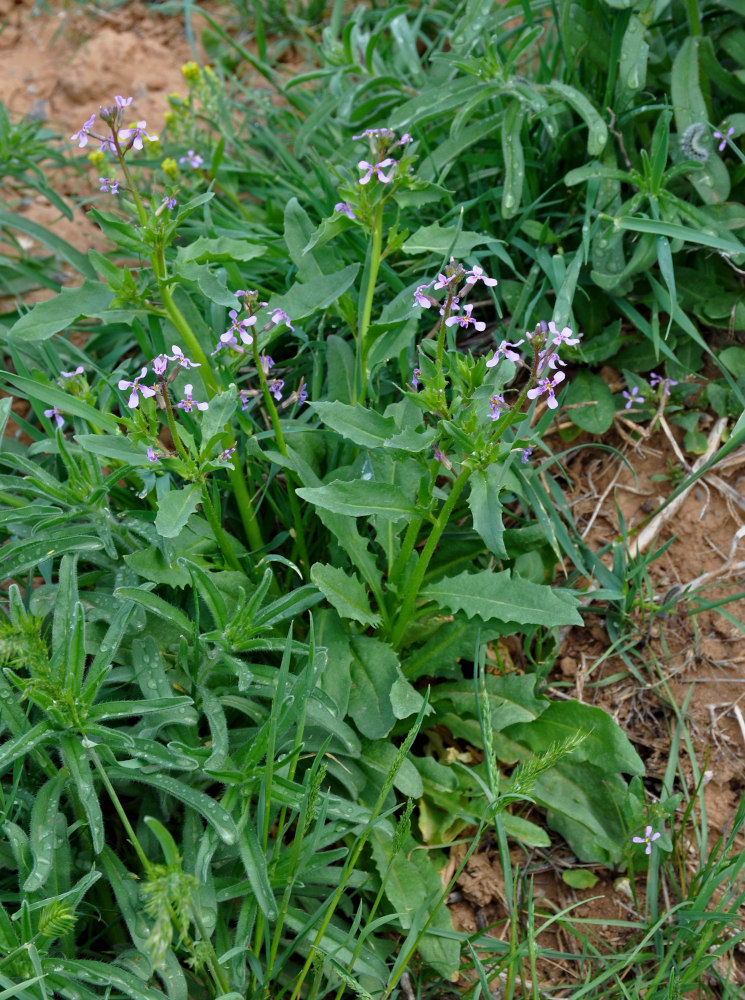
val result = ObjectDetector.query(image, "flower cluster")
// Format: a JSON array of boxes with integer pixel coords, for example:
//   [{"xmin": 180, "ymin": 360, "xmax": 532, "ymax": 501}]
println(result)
[
  {"xmin": 486, "ymin": 321, "xmax": 581, "ymax": 412},
  {"xmin": 622, "ymin": 372, "xmax": 678, "ymax": 410},
  {"xmin": 353, "ymin": 128, "xmax": 412, "ymax": 187},
  {"xmin": 211, "ymin": 291, "xmax": 294, "ymax": 357},
  {"xmin": 71, "ymin": 95, "xmax": 158, "ymax": 157},
  {"xmin": 118, "ymin": 346, "xmax": 202, "ymax": 409}
]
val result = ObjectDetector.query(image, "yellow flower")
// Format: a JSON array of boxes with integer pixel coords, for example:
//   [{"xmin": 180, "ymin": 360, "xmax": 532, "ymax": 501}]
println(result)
[
  {"xmin": 181, "ymin": 61, "xmax": 201, "ymax": 84},
  {"xmin": 161, "ymin": 157, "xmax": 179, "ymax": 181},
  {"xmin": 87, "ymin": 150, "xmax": 105, "ymax": 167}
]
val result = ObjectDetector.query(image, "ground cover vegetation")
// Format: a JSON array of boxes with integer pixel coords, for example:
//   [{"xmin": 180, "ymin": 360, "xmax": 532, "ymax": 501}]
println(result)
[{"xmin": 1, "ymin": 0, "xmax": 744, "ymax": 997}]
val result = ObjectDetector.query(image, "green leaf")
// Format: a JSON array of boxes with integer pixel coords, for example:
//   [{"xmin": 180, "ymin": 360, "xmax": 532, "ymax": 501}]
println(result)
[
  {"xmin": 0, "ymin": 209, "xmax": 96, "ymax": 279},
  {"xmin": 718, "ymin": 346, "xmax": 745, "ymax": 378},
  {"xmin": 113, "ymin": 586, "xmax": 194, "ymax": 635},
  {"xmin": 310, "ymin": 401, "xmax": 396, "ymax": 448},
  {"xmin": 75, "ymin": 433, "xmax": 153, "ymax": 465},
  {"xmin": 176, "ymin": 236, "xmax": 266, "ymax": 264},
  {"xmin": 106, "ymin": 767, "xmax": 238, "ymax": 845},
  {"xmin": 296, "ymin": 480, "xmax": 418, "ymax": 521},
  {"xmin": 60, "ymin": 734, "xmax": 105, "ymax": 855},
  {"xmin": 238, "ymin": 822, "xmax": 278, "ymax": 920},
  {"xmin": 420, "ymin": 569, "xmax": 582, "ymax": 626},
  {"xmin": 269, "ymin": 264, "xmax": 360, "ymax": 321},
  {"xmin": 123, "ymin": 547, "xmax": 192, "ymax": 588},
  {"xmin": 563, "ymin": 868, "xmax": 599, "ymax": 889},
  {"xmin": 467, "ymin": 467, "xmax": 507, "ymax": 557},
  {"xmin": 0, "ymin": 372, "xmax": 119, "ymax": 432},
  {"xmin": 1, "ymin": 532, "xmax": 104, "ymax": 582},
  {"xmin": 402, "ymin": 222, "xmax": 488, "ymax": 256},
  {"xmin": 548, "ymin": 81, "xmax": 608, "ymax": 155},
  {"xmin": 501, "ymin": 102, "xmax": 525, "ymax": 219},
  {"xmin": 310, "ymin": 563, "xmax": 381, "ymax": 627},
  {"xmin": 348, "ymin": 637, "xmax": 400, "ymax": 739},
  {"xmin": 564, "ymin": 372, "xmax": 616, "ymax": 433},
  {"xmin": 24, "ymin": 772, "xmax": 67, "ymax": 892},
  {"xmin": 200, "ymin": 386, "xmax": 238, "ymax": 445},
  {"xmin": 359, "ymin": 739, "xmax": 423, "ymax": 797},
  {"xmin": 154, "ymin": 484, "xmax": 202, "ymax": 538},
  {"xmin": 6, "ymin": 280, "xmax": 114, "ymax": 342}
]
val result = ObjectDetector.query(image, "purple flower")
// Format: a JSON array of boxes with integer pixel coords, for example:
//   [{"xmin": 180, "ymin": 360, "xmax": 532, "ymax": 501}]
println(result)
[
  {"xmin": 622, "ymin": 385, "xmax": 643, "ymax": 409},
  {"xmin": 486, "ymin": 339, "xmax": 523, "ymax": 367},
  {"xmin": 650, "ymin": 373, "xmax": 677, "ymax": 396},
  {"xmin": 168, "ymin": 345, "xmax": 200, "ymax": 369},
  {"xmin": 444, "ymin": 304, "xmax": 486, "ymax": 332},
  {"xmin": 99, "ymin": 136, "xmax": 118, "ymax": 154},
  {"xmin": 526, "ymin": 370, "xmax": 565, "ymax": 410},
  {"xmin": 713, "ymin": 126, "xmax": 735, "ymax": 152},
  {"xmin": 296, "ymin": 384, "xmax": 308, "ymax": 406},
  {"xmin": 176, "ymin": 384, "xmax": 208, "ymax": 412},
  {"xmin": 118, "ymin": 367, "xmax": 157, "ymax": 408},
  {"xmin": 268, "ymin": 307, "xmax": 294, "ymax": 331},
  {"xmin": 358, "ymin": 158, "xmax": 396, "ymax": 184},
  {"xmin": 179, "ymin": 149, "xmax": 204, "ymax": 169},
  {"xmin": 353, "ymin": 128, "xmax": 396, "ymax": 141},
  {"xmin": 239, "ymin": 390, "xmax": 252, "ymax": 411},
  {"xmin": 99, "ymin": 177, "xmax": 119, "ymax": 194},
  {"xmin": 59, "ymin": 366, "xmax": 84, "ymax": 379},
  {"xmin": 633, "ymin": 825, "xmax": 661, "ymax": 855},
  {"xmin": 259, "ymin": 354, "xmax": 274, "ymax": 374},
  {"xmin": 268, "ymin": 378, "xmax": 284, "ymax": 401},
  {"xmin": 218, "ymin": 445, "xmax": 237, "ymax": 462},
  {"xmin": 489, "ymin": 394, "xmax": 506, "ymax": 420},
  {"xmin": 414, "ymin": 281, "xmax": 435, "ymax": 308},
  {"xmin": 433, "ymin": 444, "xmax": 453, "ymax": 470},
  {"xmin": 464, "ymin": 264, "xmax": 498, "ymax": 288},
  {"xmin": 548, "ymin": 322, "xmax": 581, "ymax": 347},
  {"xmin": 151, "ymin": 354, "xmax": 169, "ymax": 376},
  {"xmin": 71, "ymin": 114, "xmax": 96, "ymax": 147},
  {"xmin": 147, "ymin": 447, "xmax": 159, "ymax": 462},
  {"xmin": 411, "ymin": 368, "xmax": 421, "ymax": 390},
  {"xmin": 115, "ymin": 96, "xmax": 133, "ymax": 108},
  {"xmin": 44, "ymin": 406, "xmax": 64, "ymax": 429},
  {"xmin": 433, "ymin": 271, "xmax": 454, "ymax": 292},
  {"xmin": 334, "ymin": 201, "xmax": 356, "ymax": 219},
  {"xmin": 521, "ymin": 447, "xmax": 532, "ymax": 464},
  {"xmin": 161, "ymin": 195, "xmax": 177, "ymax": 210},
  {"xmin": 119, "ymin": 121, "xmax": 158, "ymax": 150}
]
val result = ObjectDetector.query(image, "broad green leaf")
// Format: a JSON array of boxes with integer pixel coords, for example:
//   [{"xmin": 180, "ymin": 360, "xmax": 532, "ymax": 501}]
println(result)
[
  {"xmin": 269, "ymin": 264, "xmax": 359, "ymax": 321},
  {"xmin": 348, "ymin": 637, "xmax": 400, "ymax": 739},
  {"xmin": 431, "ymin": 673, "xmax": 547, "ymax": 735},
  {"xmin": 563, "ymin": 868, "xmax": 599, "ymax": 888},
  {"xmin": 564, "ymin": 372, "xmax": 616, "ymax": 433},
  {"xmin": 502, "ymin": 813, "xmax": 551, "ymax": 847},
  {"xmin": 123, "ymin": 547, "xmax": 192, "ymax": 588},
  {"xmin": 310, "ymin": 401, "xmax": 396, "ymax": 448},
  {"xmin": 7, "ymin": 280, "xmax": 114, "ymax": 342},
  {"xmin": 24, "ymin": 772, "xmax": 67, "ymax": 892},
  {"xmin": 200, "ymin": 386, "xmax": 238, "ymax": 445},
  {"xmin": 176, "ymin": 236, "xmax": 266, "ymax": 264},
  {"xmin": 420, "ymin": 569, "xmax": 582, "ymax": 626},
  {"xmin": 155, "ymin": 484, "xmax": 203, "ymax": 538},
  {"xmin": 718, "ymin": 346, "xmax": 745, "ymax": 378},
  {"xmin": 75, "ymin": 433, "xmax": 152, "ymax": 465},
  {"xmin": 311, "ymin": 563, "xmax": 381, "ymax": 627},
  {"xmin": 402, "ymin": 222, "xmax": 488, "ymax": 256},
  {"xmin": 359, "ymin": 739, "xmax": 423, "ymax": 797},
  {"xmin": 467, "ymin": 467, "xmax": 507, "ymax": 557},
  {"xmin": 297, "ymin": 480, "xmax": 418, "ymax": 521}
]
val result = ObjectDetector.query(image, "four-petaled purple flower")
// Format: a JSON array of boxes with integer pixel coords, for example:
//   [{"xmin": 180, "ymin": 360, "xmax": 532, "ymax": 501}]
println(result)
[
  {"xmin": 353, "ymin": 128, "xmax": 396, "ymax": 141},
  {"xmin": 445, "ymin": 304, "xmax": 485, "ymax": 332},
  {"xmin": 59, "ymin": 366, "xmax": 84, "ymax": 379},
  {"xmin": 161, "ymin": 195, "xmax": 177, "ymax": 210},
  {"xmin": 99, "ymin": 177, "xmax": 119, "ymax": 194},
  {"xmin": 633, "ymin": 825, "xmax": 661, "ymax": 855},
  {"xmin": 268, "ymin": 307, "xmax": 294, "ymax": 331},
  {"xmin": 119, "ymin": 367, "xmax": 157, "ymax": 408},
  {"xmin": 176, "ymin": 384, "xmax": 208, "ymax": 412},
  {"xmin": 115, "ymin": 96, "xmax": 133, "ymax": 109},
  {"xmin": 650, "ymin": 373, "xmax": 677, "ymax": 396},
  {"xmin": 526, "ymin": 370, "xmax": 565, "ymax": 410},
  {"xmin": 548, "ymin": 321, "xmax": 582, "ymax": 347},
  {"xmin": 414, "ymin": 281, "xmax": 435, "ymax": 308},
  {"xmin": 119, "ymin": 121, "xmax": 158, "ymax": 151},
  {"xmin": 622, "ymin": 385, "xmax": 644, "ymax": 409},
  {"xmin": 71, "ymin": 114, "xmax": 96, "ymax": 147},
  {"xmin": 44, "ymin": 406, "xmax": 64, "ymax": 429},
  {"xmin": 168, "ymin": 345, "xmax": 201, "ymax": 369},
  {"xmin": 147, "ymin": 447, "xmax": 159, "ymax": 462},
  {"xmin": 334, "ymin": 202, "xmax": 356, "ymax": 219},
  {"xmin": 486, "ymin": 339, "xmax": 523, "ymax": 368},
  {"xmin": 713, "ymin": 126, "xmax": 735, "ymax": 152},
  {"xmin": 464, "ymin": 264, "xmax": 498, "ymax": 288},
  {"xmin": 268, "ymin": 378, "xmax": 284, "ymax": 401},
  {"xmin": 179, "ymin": 149, "xmax": 204, "ymax": 169},
  {"xmin": 358, "ymin": 158, "xmax": 396, "ymax": 184},
  {"xmin": 489, "ymin": 394, "xmax": 507, "ymax": 420},
  {"xmin": 151, "ymin": 354, "xmax": 169, "ymax": 376}
]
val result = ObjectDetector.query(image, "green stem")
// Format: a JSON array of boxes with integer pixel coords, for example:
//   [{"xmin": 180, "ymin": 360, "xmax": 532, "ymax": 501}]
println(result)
[
  {"xmin": 199, "ymin": 484, "xmax": 243, "ymax": 572},
  {"xmin": 252, "ymin": 340, "xmax": 310, "ymax": 576},
  {"xmin": 389, "ymin": 464, "xmax": 471, "ymax": 650},
  {"xmin": 88, "ymin": 748, "xmax": 150, "ymax": 872},
  {"xmin": 355, "ymin": 201, "xmax": 384, "ymax": 405}
]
